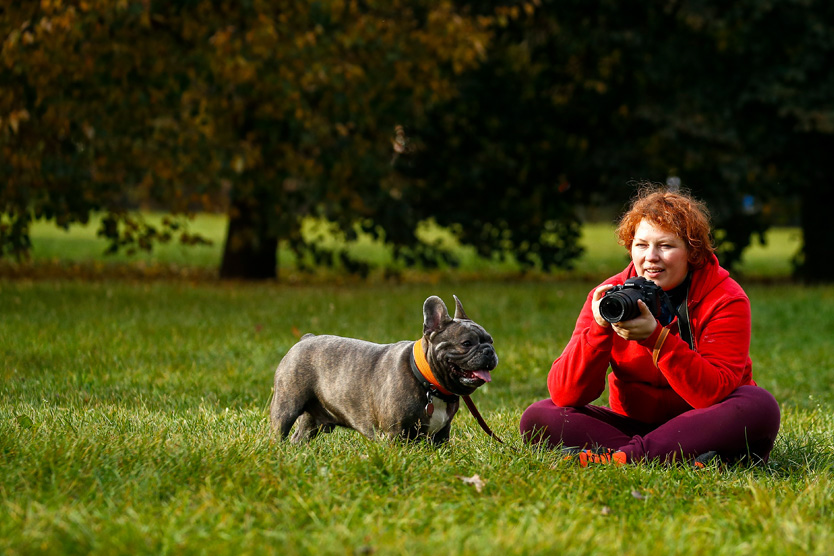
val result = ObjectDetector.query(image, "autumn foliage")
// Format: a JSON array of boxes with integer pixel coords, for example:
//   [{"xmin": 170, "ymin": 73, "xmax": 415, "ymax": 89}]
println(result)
[
  {"xmin": 3, "ymin": 1, "xmax": 834, "ymax": 281},
  {"xmin": 1, "ymin": 0, "xmax": 496, "ymax": 278}
]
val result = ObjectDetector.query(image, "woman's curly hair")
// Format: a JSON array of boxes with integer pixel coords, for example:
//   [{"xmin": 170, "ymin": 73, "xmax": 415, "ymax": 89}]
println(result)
[{"xmin": 615, "ymin": 183, "xmax": 715, "ymax": 269}]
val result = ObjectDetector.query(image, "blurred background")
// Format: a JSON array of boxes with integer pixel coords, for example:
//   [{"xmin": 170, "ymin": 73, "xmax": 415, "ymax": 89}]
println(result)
[{"xmin": 2, "ymin": 0, "xmax": 831, "ymax": 282}]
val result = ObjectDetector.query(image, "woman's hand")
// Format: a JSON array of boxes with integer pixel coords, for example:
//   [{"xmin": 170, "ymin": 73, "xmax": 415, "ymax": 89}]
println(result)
[
  {"xmin": 591, "ymin": 285, "xmax": 615, "ymax": 328},
  {"xmin": 611, "ymin": 299, "xmax": 658, "ymax": 341}
]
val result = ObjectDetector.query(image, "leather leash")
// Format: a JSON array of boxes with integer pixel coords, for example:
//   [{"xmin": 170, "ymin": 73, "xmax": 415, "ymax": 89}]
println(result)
[{"xmin": 462, "ymin": 394, "xmax": 517, "ymax": 451}]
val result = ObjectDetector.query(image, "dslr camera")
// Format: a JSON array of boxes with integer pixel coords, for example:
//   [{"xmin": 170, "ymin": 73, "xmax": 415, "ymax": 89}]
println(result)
[{"xmin": 599, "ymin": 276, "xmax": 673, "ymax": 324}]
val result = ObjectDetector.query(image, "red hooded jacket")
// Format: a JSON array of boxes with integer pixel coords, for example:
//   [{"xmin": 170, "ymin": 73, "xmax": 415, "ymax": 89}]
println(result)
[{"xmin": 548, "ymin": 254, "xmax": 755, "ymax": 424}]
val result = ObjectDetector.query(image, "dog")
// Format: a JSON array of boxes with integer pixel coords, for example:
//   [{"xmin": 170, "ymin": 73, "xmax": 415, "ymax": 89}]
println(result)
[{"xmin": 269, "ymin": 295, "xmax": 498, "ymax": 445}]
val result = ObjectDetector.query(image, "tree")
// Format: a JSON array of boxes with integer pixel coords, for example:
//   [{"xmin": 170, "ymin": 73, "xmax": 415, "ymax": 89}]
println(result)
[
  {"xmin": 575, "ymin": 0, "xmax": 834, "ymax": 280},
  {"xmin": 5, "ymin": 1, "xmax": 832, "ymax": 282},
  {"xmin": 716, "ymin": 0, "xmax": 834, "ymax": 282},
  {"xmin": 1, "ymin": 0, "xmax": 493, "ymax": 279},
  {"xmin": 394, "ymin": 1, "xmax": 644, "ymax": 271},
  {"xmin": 403, "ymin": 0, "xmax": 834, "ymax": 282}
]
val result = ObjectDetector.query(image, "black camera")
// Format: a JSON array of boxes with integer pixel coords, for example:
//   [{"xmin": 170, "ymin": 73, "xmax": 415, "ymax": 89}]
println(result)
[{"xmin": 599, "ymin": 276, "xmax": 673, "ymax": 324}]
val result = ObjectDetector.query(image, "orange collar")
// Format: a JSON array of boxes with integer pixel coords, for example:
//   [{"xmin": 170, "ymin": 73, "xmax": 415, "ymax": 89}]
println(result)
[{"xmin": 412, "ymin": 338, "xmax": 454, "ymax": 397}]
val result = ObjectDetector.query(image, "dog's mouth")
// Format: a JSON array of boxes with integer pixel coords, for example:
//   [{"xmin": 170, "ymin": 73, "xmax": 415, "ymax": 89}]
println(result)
[{"xmin": 449, "ymin": 361, "xmax": 492, "ymax": 386}]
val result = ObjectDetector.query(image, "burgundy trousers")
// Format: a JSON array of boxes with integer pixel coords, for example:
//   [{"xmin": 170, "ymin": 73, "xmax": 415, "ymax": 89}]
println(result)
[{"xmin": 519, "ymin": 385, "xmax": 781, "ymax": 464}]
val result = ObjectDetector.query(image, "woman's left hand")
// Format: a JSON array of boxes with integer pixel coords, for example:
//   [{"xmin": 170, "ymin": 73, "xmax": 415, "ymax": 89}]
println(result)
[{"xmin": 611, "ymin": 300, "xmax": 658, "ymax": 341}]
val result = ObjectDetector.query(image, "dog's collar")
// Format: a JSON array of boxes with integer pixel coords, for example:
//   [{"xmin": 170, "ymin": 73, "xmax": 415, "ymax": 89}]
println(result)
[{"xmin": 410, "ymin": 338, "xmax": 459, "ymax": 403}]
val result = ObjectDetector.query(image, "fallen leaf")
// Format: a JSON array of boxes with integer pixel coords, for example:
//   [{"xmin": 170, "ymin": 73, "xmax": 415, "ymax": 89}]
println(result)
[
  {"xmin": 456, "ymin": 474, "xmax": 486, "ymax": 493},
  {"xmin": 291, "ymin": 326, "xmax": 301, "ymax": 339},
  {"xmin": 601, "ymin": 506, "xmax": 613, "ymax": 516},
  {"xmin": 631, "ymin": 490, "xmax": 647, "ymax": 500}
]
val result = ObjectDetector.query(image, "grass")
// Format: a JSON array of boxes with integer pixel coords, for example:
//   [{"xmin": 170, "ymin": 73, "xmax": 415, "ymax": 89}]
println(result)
[
  {"xmin": 1, "ymin": 217, "xmax": 831, "ymax": 555},
  {"xmin": 4, "ymin": 213, "xmax": 803, "ymax": 282}
]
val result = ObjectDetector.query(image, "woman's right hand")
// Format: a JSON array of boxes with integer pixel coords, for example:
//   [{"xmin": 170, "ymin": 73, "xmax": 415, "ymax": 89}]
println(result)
[{"xmin": 591, "ymin": 284, "xmax": 616, "ymax": 329}]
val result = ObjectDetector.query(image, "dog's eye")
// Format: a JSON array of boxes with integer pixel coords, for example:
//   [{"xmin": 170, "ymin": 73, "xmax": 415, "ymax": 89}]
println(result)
[{"xmin": 462, "ymin": 340, "xmax": 473, "ymax": 347}]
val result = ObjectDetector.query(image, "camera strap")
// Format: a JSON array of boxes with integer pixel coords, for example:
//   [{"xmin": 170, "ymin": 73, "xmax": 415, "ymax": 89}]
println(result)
[
  {"xmin": 675, "ymin": 276, "xmax": 695, "ymax": 351},
  {"xmin": 676, "ymin": 298, "xmax": 695, "ymax": 350}
]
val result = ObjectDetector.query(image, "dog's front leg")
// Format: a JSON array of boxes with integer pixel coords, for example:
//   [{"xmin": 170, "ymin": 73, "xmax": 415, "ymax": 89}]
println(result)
[{"xmin": 429, "ymin": 422, "xmax": 452, "ymax": 445}]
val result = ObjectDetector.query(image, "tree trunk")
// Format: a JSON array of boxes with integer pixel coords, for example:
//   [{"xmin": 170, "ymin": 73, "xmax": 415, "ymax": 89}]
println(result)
[
  {"xmin": 219, "ymin": 199, "xmax": 279, "ymax": 280},
  {"xmin": 796, "ymin": 178, "xmax": 834, "ymax": 283}
]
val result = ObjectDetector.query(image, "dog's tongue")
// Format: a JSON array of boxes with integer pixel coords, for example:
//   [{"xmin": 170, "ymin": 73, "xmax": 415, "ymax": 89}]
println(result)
[{"xmin": 472, "ymin": 370, "xmax": 492, "ymax": 383}]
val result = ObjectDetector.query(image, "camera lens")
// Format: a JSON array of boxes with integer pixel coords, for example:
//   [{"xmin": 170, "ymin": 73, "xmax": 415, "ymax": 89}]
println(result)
[{"xmin": 599, "ymin": 290, "xmax": 643, "ymax": 323}]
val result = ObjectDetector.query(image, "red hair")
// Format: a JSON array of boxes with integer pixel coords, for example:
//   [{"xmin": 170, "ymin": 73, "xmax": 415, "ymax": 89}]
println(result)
[{"xmin": 615, "ymin": 184, "xmax": 714, "ymax": 268}]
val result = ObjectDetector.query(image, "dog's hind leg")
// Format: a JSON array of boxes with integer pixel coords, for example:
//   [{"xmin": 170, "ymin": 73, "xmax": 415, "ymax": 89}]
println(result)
[
  {"xmin": 270, "ymin": 409, "xmax": 300, "ymax": 440},
  {"xmin": 290, "ymin": 413, "xmax": 333, "ymax": 443},
  {"xmin": 269, "ymin": 389, "xmax": 307, "ymax": 440}
]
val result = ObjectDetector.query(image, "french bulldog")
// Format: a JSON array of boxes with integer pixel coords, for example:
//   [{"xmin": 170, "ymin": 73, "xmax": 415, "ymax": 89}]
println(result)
[{"xmin": 269, "ymin": 295, "xmax": 498, "ymax": 445}]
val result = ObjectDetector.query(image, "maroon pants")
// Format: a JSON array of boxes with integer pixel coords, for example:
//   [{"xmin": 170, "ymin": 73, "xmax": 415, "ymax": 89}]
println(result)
[{"xmin": 519, "ymin": 385, "xmax": 781, "ymax": 464}]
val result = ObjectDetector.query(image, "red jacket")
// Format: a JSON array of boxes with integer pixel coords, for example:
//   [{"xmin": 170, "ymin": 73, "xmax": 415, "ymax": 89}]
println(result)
[{"xmin": 548, "ymin": 254, "xmax": 755, "ymax": 424}]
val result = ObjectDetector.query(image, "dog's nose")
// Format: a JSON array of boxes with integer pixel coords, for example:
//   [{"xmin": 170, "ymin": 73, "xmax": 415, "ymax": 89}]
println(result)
[{"xmin": 482, "ymin": 347, "xmax": 498, "ymax": 369}]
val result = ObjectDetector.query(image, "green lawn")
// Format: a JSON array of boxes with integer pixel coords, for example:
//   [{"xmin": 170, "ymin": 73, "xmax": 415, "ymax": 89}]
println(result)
[
  {"xmin": 1, "ymin": 219, "xmax": 830, "ymax": 555},
  {"xmin": 10, "ymin": 214, "xmax": 802, "ymax": 281}
]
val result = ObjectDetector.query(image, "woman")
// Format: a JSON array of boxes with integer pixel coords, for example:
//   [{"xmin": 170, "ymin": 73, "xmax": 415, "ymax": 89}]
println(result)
[{"xmin": 520, "ymin": 186, "xmax": 781, "ymax": 466}]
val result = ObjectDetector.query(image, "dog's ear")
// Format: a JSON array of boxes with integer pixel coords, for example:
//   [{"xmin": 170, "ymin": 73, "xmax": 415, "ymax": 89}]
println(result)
[
  {"xmin": 452, "ymin": 295, "xmax": 470, "ymax": 321},
  {"xmin": 423, "ymin": 296, "xmax": 453, "ymax": 335}
]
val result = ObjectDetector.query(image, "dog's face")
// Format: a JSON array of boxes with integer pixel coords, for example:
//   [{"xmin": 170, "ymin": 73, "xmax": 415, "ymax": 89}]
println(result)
[{"xmin": 422, "ymin": 295, "xmax": 499, "ymax": 396}]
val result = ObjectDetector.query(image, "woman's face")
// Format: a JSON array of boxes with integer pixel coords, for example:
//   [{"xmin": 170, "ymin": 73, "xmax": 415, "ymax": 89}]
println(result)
[{"xmin": 631, "ymin": 219, "xmax": 690, "ymax": 290}]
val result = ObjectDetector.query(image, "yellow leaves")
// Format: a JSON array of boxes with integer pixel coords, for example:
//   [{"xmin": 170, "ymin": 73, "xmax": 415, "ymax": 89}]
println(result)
[
  {"xmin": 299, "ymin": 64, "xmax": 329, "ymax": 93},
  {"xmin": 4, "ymin": 147, "xmax": 40, "ymax": 173},
  {"xmin": 10, "ymin": 3, "xmax": 81, "ymax": 50},
  {"xmin": 598, "ymin": 50, "xmax": 622, "ymax": 79},
  {"xmin": 232, "ymin": 155, "xmax": 245, "ymax": 175},
  {"xmin": 524, "ymin": 1, "xmax": 541, "ymax": 16},
  {"xmin": 208, "ymin": 26, "xmax": 235, "ymax": 51},
  {"xmin": 39, "ymin": 17, "xmax": 54, "ymax": 33},
  {"xmin": 1, "ymin": 0, "xmax": 499, "ymax": 235},
  {"xmin": 247, "ymin": 14, "xmax": 280, "ymax": 58},
  {"xmin": 209, "ymin": 21, "xmax": 287, "ymax": 85},
  {"xmin": 294, "ymin": 29, "xmax": 321, "ymax": 50},
  {"xmin": 3, "ymin": 24, "xmax": 36, "ymax": 50},
  {"xmin": 495, "ymin": 1, "xmax": 540, "ymax": 27},
  {"xmin": 153, "ymin": 159, "xmax": 177, "ymax": 182},
  {"xmin": 586, "ymin": 80, "xmax": 608, "ymax": 94},
  {"xmin": 233, "ymin": 55, "xmax": 257, "ymax": 84},
  {"xmin": 5, "ymin": 109, "xmax": 30, "ymax": 134},
  {"xmin": 418, "ymin": 2, "xmax": 493, "ymax": 78},
  {"xmin": 39, "ymin": 0, "xmax": 64, "ymax": 13},
  {"xmin": 334, "ymin": 122, "xmax": 352, "ymax": 137},
  {"xmin": 456, "ymin": 473, "xmax": 486, "ymax": 493},
  {"xmin": 229, "ymin": 140, "xmax": 266, "ymax": 176}
]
